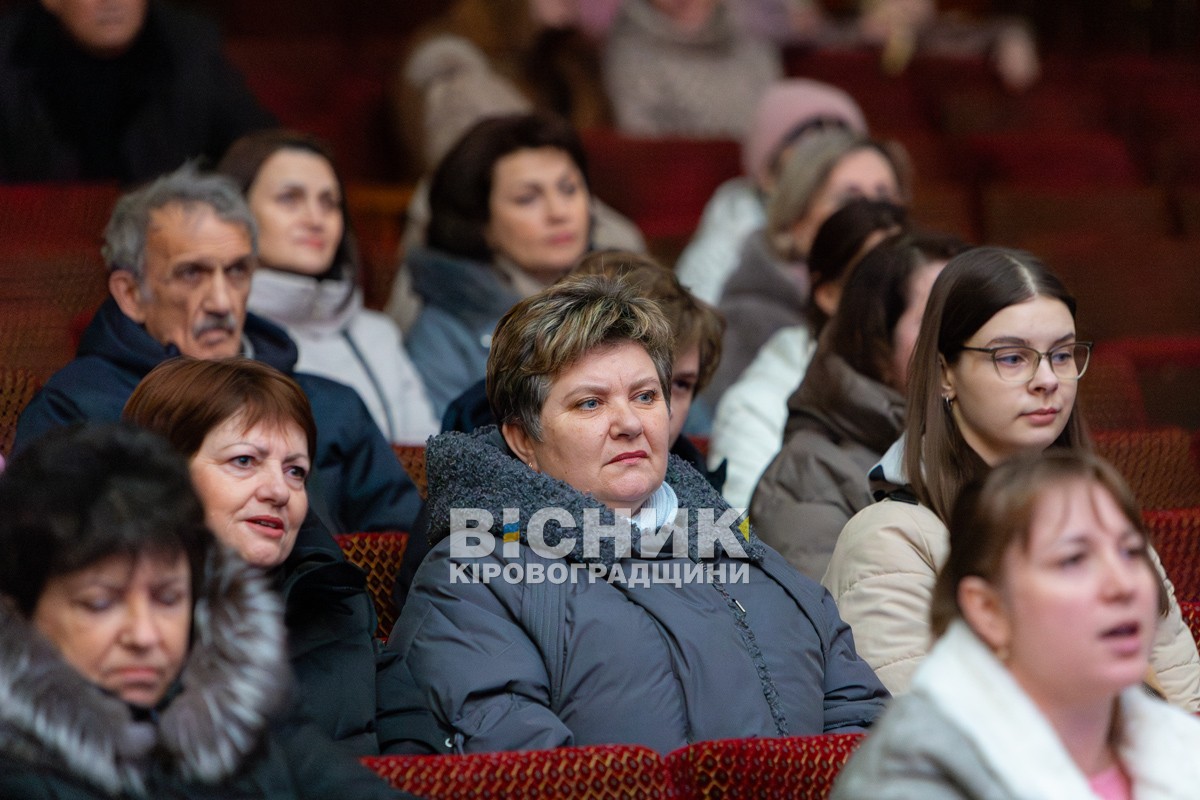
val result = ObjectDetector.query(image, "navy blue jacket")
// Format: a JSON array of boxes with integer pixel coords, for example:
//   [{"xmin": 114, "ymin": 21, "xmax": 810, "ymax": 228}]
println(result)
[{"xmin": 15, "ymin": 298, "xmax": 421, "ymax": 534}]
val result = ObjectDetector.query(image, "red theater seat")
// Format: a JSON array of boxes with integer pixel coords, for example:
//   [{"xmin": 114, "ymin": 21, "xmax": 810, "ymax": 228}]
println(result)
[
  {"xmin": 1145, "ymin": 509, "xmax": 1200, "ymax": 604},
  {"xmin": 333, "ymin": 531, "xmax": 409, "ymax": 640},
  {"xmin": 668, "ymin": 733, "xmax": 864, "ymax": 800},
  {"xmin": 364, "ymin": 744, "xmax": 676, "ymax": 800},
  {"xmin": 579, "ymin": 128, "xmax": 741, "ymax": 244}
]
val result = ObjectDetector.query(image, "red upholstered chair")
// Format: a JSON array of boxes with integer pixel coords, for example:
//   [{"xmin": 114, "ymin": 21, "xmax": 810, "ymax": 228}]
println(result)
[
  {"xmin": 363, "ymin": 744, "xmax": 678, "ymax": 800},
  {"xmin": 667, "ymin": 734, "xmax": 865, "ymax": 800},
  {"xmin": 0, "ymin": 298, "xmax": 77, "ymax": 383},
  {"xmin": 579, "ymin": 128, "xmax": 741, "ymax": 243},
  {"xmin": 1094, "ymin": 428, "xmax": 1200, "ymax": 510},
  {"xmin": 964, "ymin": 130, "xmax": 1142, "ymax": 188},
  {"xmin": 0, "ymin": 183, "xmax": 120, "ymax": 255},
  {"xmin": 333, "ymin": 531, "xmax": 409, "ymax": 639},
  {"xmin": 979, "ymin": 184, "xmax": 1170, "ymax": 247},
  {"xmin": 392, "ymin": 443, "xmax": 428, "ymax": 500},
  {"xmin": 1179, "ymin": 600, "xmax": 1200, "ymax": 647},
  {"xmin": 1144, "ymin": 509, "xmax": 1200, "ymax": 604},
  {"xmin": 0, "ymin": 368, "xmax": 41, "ymax": 458},
  {"xmin": 1079, "ymin": 350, "xmax": 1149, "ymax": 431}
]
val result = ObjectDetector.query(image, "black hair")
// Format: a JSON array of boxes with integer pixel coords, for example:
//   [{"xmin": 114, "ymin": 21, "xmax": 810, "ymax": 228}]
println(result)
[{"xmin": 0, "ymin": 423, "xmax": 212, "ymax": 616}]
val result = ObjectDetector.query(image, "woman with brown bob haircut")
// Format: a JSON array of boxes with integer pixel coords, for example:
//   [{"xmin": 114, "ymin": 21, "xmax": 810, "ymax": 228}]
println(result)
[{"xmin": 124, "ymin": 357, "xmax": 409, "ymax": 756}]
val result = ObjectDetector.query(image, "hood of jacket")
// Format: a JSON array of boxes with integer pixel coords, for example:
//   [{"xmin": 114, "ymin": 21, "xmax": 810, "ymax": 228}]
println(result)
[
  {"xmin": 407, "ymin": 245, "xmax": 521, "ymax": 330},
  {"xmin": 0, "ymin": 548, "xmax": 288, "ymax": 796},
  {"xmin": 784, "ymin": 345, "xmax": 906, "ymax": 455},
  {"xmin": 78, "ymin": 297, "xmax": 301, "ymax": 378},
  {"xmin": 720, "ymin": 229, "xmax": 810, "ymax": 315},
  {"xmin": 619, "ymin": 0, "xmax": 738, "ymax": 49},
  {"xmin": 247, "ymin": 267, "xmax": 361, "ymax": 339},
  {"xmin": 424, "ymin": 426, "xmax": 763, "ymax": 568}
]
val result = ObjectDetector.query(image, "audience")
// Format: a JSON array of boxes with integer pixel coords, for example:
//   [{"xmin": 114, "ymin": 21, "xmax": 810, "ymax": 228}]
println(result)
[
  {"xmin": 675, "ymin": 78, "xmax": 868, "ymax": 306},
  {"xmin": 0, "ymin": 423, "xmax": 411, "ymax": 798},
  {"xmin": 708, "ymin": 198, "xmax": 908, "ymax": 509},
  {"xmin": 751, "ymin": 230, "xmax": 964, "ymax": 578},
  {"xmin": 13, "ymin": 164, "xmax": 422, "ymax": 535},
  {"xmin": 403, "ymin": 112, "xmax": 593, "ymax": 418},
  {"xmin": 822, "ymin": 246, "xmax": 1200, "ymax": 709},
  {"xmin": 217, "ymin": 129, "xmax": 439, "ymax": 445},
  {"xmin": 378, "ymin": 275, "xmax": 888, "ymax": 754},
  {"xmin": 703, "ymin": 127, "xmax": 910, "ymax": 410},
  {"xmin": 603, "ymin": 0, "xmax": 781, "ymax": 137},
  {"xmin": 0, "ymin": 0, "xmax": 274, "ymax": 183},
  {"xmin": 833, "ymin": 449, "xmax": 1200, "ymax": 798}
]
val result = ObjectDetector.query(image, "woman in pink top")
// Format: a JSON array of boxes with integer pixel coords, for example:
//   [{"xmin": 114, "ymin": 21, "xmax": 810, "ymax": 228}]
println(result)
[{"xmin": 832, "ymin": 449, "xmax": 1200, "ymax": 799}]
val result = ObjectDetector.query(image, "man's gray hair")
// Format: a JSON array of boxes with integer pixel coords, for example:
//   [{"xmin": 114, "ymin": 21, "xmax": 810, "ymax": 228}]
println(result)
[{"xmin": 102, "ymin": 163, "xmax": 258, "ymax": 280}]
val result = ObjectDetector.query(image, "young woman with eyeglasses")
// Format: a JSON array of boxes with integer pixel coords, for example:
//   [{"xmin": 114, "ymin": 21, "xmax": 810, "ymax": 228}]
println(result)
[{"xmin": 822, "ymin": 246, "xmax": 1200, "ymax": 709}]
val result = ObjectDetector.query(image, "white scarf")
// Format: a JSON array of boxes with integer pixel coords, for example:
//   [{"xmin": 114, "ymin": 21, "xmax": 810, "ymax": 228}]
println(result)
[{"xmin": 914, "ymin": 621, "xmax": 1200, "ymax": 799}]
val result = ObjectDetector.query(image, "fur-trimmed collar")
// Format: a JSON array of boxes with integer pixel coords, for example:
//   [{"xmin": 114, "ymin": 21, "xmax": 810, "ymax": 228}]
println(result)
[
  {"xmin": 914, "ymin": 621, "xmax": 1200, "ymax": 799},
  {"xmin": 0, "ymin": 548, "xmax": 289, "ymax": 796},
  {"xmin": 425, "ymin": 426, "xmax": 763, "ymax": 567}
]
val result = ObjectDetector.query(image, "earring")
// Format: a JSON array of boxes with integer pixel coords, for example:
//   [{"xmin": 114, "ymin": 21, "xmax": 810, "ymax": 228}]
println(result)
[{"xmin": 942, "ymin": 395, "xmax": 953, "ymax": 412}]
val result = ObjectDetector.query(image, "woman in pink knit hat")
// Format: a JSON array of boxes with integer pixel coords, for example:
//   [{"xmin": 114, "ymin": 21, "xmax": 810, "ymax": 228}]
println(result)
[{"xmin": 675, "ymin": 78, "xmax": 868, "ymax": 306}]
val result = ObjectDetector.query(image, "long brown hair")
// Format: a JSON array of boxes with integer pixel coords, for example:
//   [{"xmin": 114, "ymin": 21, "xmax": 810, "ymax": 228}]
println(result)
[{"xmin": 904, "ymin": 247, "xmax": 1090, "ymax": 522}]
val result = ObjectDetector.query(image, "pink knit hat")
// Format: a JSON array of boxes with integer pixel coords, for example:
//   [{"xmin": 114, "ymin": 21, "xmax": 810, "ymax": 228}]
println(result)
[{"xmin": 742, "ymin": 79, "xmax": 869, "ymax": 187}]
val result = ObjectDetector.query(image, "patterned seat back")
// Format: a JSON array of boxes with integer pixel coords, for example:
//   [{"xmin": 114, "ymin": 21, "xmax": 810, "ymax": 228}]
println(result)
[
  {"xmin": 1179, "ymin": 600, "xmax": 1200, "ymax": 648},
  {"xmin": 1144, "ymin": 508, "xmax": 1200, "ymax": 604},
  {"xmin": 333, "ymin": 531, "xmax": 408, "ymax": 639},
  {"xmin": 0, "ymin": 368, "xmax": 41, "ymax": 458},
  {"xmin": 392, "ymin": 443, "xmax": 428, "ymax": 500},
  {"xmin": 1094, "ymin": 428, "xmax": 1200, "ymax": 509},
  {"xmin": 667, "ymin": 734, "xmax": 865, "ymax": 800},
  {"xmin": 364, "ymin": 743, "xmax": 678, "ymax": 800}
]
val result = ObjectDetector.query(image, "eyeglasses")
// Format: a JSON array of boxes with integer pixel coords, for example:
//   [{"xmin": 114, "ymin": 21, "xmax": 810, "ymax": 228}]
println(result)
[{"xmin": 959, "ymin": 342, "xmax": 1093, "ymax": 383}]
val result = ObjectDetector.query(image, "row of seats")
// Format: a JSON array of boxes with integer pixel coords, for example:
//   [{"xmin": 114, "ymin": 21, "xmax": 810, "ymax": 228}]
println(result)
[{"xmin": 364, "ymin": 731, "xmax": 865, "ymax": 800}]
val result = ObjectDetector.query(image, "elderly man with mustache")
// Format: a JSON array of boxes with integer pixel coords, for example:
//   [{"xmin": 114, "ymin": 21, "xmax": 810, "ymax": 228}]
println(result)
[{"xmin": 14, "ymin": 163, "xmax": 421, "ymax": 536}]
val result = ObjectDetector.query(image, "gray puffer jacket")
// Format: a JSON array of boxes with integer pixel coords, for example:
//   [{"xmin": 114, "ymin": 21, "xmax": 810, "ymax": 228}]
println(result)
[
  {"xmin": 377, "ymin": 427, "xmax": 888, "ymax": 755},
  {"xmin": 751, "ymin": 347, "xmax": 905, "ymax": 580}
]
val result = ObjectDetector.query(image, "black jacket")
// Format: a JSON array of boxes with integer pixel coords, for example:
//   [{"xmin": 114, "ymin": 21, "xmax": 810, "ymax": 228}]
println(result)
[
  {"xmin": 0, "ymin": 0, "xmax": 274, "ymax": 183},
  {"xmin": 278, "ymin": 520, "xmax": 384, "ymax": 755}
]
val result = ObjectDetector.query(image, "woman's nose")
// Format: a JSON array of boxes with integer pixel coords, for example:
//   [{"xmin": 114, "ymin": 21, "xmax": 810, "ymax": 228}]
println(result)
[
  {"xmin": 255, "ymin": 468, "xmax": 290, "ymax": 505},
  {"xmin": 1028, "ymin": 353, "xmax": 1060, "ymax": 392},
  {"xmin": 1100, "ymin": 552, "xmax": 1140, "ymax": 599},
  {"xmin": 609, "ymin": 400, "xmax": 644, "ymax": 438},
  {"xmin": 122, "ymin": 596, "xmax": 162, "ymax": 649}
]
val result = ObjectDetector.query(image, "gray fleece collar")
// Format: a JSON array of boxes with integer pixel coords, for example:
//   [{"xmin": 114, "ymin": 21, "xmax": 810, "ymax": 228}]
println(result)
[{"xmin": 425, "ymin": 426, "xmax": 764, "ymax": 568}]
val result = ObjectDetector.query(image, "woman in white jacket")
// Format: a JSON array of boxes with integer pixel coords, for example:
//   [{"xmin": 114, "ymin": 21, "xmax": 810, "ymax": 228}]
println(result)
[
  {"xmin": 823, "ymin": 246, "xmax": 1200, "ymax": 710},
  {"xmin": 833, "ymin": 449, "xmax": 1200, "ymax": 799},
  {"xmin": 218, "ymin": 130, "xmax": 439, "ymax": 444}
]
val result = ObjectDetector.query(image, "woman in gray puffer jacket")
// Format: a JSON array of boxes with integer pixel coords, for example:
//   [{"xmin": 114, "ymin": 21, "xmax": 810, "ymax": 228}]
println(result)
[{"xmin": 377, "ymin": 274, "xmax": 888, "ymax": 755}]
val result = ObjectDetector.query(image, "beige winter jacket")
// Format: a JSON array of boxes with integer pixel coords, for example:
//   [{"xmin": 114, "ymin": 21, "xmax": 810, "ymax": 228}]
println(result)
[{"xmin": 823, "ymin": 497, "xmax": 1200, "ymax": 711}]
